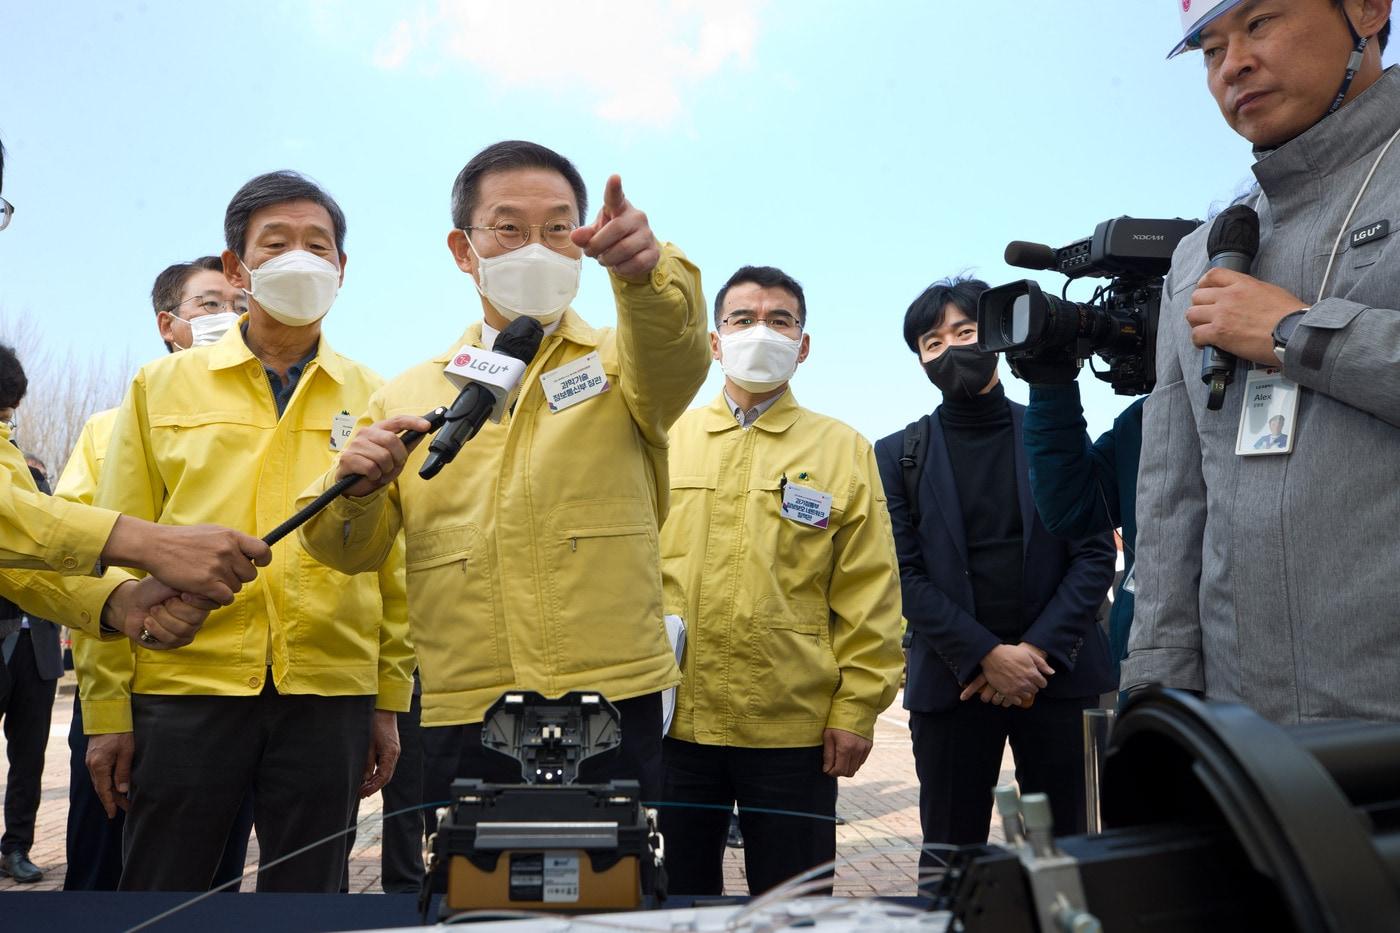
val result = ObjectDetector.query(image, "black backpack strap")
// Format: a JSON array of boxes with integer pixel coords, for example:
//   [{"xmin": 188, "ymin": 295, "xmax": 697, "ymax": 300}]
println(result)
[{"xmin": 898, "ymin": 415, "xmax": 930, "ymax": 528}]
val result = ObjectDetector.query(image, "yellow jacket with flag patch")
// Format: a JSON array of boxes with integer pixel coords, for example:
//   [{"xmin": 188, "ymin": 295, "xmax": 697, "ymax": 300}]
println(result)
[
  {"xmin": 81, "ymin": 325, "xmax": 413, "ymax": 732},
  {"xmin": 661, "ymin": 391, "xmax": 903, "ymax": 747}
]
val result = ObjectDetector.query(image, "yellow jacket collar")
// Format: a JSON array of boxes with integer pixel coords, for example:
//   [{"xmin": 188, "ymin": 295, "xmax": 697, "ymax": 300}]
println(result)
[
  {"xmin": 432, "ymin": 308, "xmax": 601, "ymax": 364},
  {"xmin": 701, "ymin": 388, "xmax": 802, "ymax": 434},
  {"xmin": 204, "ymin": 314, "xmax": 346, "ymax": 384}
]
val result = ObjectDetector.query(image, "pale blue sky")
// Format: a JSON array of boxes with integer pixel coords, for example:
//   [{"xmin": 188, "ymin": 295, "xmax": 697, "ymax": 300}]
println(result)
[{"xmin": 4, "ymin": 1, "xmax": 1393, "ymax": 442}]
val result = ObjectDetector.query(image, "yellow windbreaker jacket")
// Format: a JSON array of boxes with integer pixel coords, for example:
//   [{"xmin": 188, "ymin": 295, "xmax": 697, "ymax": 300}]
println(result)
[
  {"xmin": 84, "ymin": 326, "xmax": 413, "ymax": 732},
  {"xmin": 661, "ymin": 391, "xmax": 904, "ymax": 747},
  {"xmin": 55, "ymin": 408, "xmax": 139, "ymax": 733},
  {"xmin": 0, "ymin": 422, "xmax": 125, "ymax": 634},
  {"xmin": 0, "ymin": 420, "xmax": 118, "ymax": 575},
  {"xmin": 299, "ymin": 245, "xmax": 709, "ymax": 727}
]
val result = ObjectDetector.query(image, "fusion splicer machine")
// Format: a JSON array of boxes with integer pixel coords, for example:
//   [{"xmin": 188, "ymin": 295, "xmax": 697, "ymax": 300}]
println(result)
[{"xmin": 428, "ymin": 691, "xmax": 665, "ymax": 919}]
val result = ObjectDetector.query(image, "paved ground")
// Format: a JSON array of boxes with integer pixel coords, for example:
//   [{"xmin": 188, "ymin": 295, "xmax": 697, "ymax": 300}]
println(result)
[{"xmin": 2, "ymin": 681, "xmax": 1015, "ymax": 896}]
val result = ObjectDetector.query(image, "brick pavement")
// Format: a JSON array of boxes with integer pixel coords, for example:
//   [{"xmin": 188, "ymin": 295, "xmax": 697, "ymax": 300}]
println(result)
[{"xmin": 2, "ymin": 682, "xmax": 1015, "ymax": 897}]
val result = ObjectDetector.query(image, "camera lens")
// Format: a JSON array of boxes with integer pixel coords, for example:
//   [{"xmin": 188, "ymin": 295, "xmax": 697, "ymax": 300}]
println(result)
[{"xmin": 1011, "ymin": 294, "xmax": 1032, "ymax": 345}]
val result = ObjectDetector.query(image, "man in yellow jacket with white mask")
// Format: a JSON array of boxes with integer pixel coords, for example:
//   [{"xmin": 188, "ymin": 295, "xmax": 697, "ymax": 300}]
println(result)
[
  {"xmin": 298, "ymin": 140, "xmax": 710, "ymax": 814},
  {"xmin": 89, "ymin": 171, "xmax": 413, "ymax": 893},
  {"xmin": 658, "ymin": 266, "xmax": 903, "ymax": 896}
]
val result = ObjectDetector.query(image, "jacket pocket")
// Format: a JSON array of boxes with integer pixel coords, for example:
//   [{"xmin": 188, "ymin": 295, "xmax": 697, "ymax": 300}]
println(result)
[
  {"xmin": 545, "ymin": 500, "xmax": 666, "ymax": 676},
  {"xmin": 746, "ymin": 595, "xmax": 839, "ymax": 723},
  {"xmin": 404, "ymin": 523, "xmax": 505, "ymax": 687}
]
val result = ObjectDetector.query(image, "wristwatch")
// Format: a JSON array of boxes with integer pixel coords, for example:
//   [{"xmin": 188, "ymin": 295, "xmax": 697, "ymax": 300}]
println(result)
[{"xmin": 1272, "ymin": 309, "xmax": 1309, "ymax": 367}]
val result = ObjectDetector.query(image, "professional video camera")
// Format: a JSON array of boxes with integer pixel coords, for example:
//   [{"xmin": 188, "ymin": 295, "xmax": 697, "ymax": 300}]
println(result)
[{"xmin": 977, "ymin": 217, "xmax": 1201, "ymax": 395}]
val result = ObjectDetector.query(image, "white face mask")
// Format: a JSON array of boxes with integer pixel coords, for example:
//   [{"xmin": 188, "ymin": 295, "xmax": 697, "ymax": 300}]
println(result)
[
  {"xmin": 465, "ymin": 236, "xmax": 580, "ymax": 325},
  {"xmin": 179, "ymin": 311, "xmax": 240, "ymax": 349},
  {"xmin": 243, "ymin": 250, "xmax": 340, "ymax": 327},
  {"xmin": 718, "ymin": 326, "xmax": 802, "ymax": 393}
]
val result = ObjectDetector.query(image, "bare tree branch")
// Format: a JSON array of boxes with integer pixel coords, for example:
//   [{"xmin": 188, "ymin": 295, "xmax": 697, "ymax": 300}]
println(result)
[{"xmin": 0, "ymin": 309, "xmax": 133, "ymax": 475}]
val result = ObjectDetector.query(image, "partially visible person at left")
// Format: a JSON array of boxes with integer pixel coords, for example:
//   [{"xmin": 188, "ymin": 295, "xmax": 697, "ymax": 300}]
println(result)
[
  {"xmin": 87, "ymin": 171, "xmax": 413, "ymax": 892},
  {"xmin": 58, "ymin": 257, "xmax": 254, "ymax": 893},
  {"xmin": 0, "ymin": 137, "xmax": 272, "ymax": 631},
  {"xmin": 0, "ymin": 454, "xmax": 63, "ymax": 885},
  {"xmin": 0, "ymin": 344, "xmax": 216, "ymax": 651},
  {"xmin": 659, "ymin": 266, "xmax": 903, "ymax": 896}
]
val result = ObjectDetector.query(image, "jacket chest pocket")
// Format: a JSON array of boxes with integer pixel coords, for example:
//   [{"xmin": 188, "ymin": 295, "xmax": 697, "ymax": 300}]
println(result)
[
  {"xmin": 405, "ymin": 524, "xmax": 505, "ymax": 686},
  {"xmin": 661, "ymin": 475, "xmax": 716, "ymax": 562},
  {"xmin": 751, "ymin": 477, "xmax": 844, "ymax": 573},
  {"xmin": 148, "ymin": 410, "xmax": 265, "ymax": 480},
  {"xmin": 545, "ymin": 500, "xmax": 666, "ymax": 676}
]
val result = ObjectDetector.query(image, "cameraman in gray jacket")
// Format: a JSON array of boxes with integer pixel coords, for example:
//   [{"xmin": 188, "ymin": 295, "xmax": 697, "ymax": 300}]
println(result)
[{"xmin": 1125, "ymin": 1, "xmax": 1399, "ymax": 723}]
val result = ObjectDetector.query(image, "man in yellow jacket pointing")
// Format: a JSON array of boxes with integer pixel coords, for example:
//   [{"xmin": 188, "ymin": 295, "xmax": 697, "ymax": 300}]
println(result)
[
  {"xmin": 299, "ymin": 140, "xmax": 710, "ymax": 812},
  {"xmin": 658, "ymin": 266, "xmax": 903, "ymax": 895}
]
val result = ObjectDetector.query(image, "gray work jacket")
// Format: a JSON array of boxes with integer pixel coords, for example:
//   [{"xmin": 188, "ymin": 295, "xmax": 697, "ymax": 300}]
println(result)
[{"xmin": 1123, "ymin": 66, "xmax": 1400, "ymax": 724}]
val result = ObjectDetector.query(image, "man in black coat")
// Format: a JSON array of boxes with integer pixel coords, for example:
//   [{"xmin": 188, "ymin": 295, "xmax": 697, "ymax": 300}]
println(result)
[{"xmin": 873, "ymin": 278, "xmax": 1114, "ymax": 883}]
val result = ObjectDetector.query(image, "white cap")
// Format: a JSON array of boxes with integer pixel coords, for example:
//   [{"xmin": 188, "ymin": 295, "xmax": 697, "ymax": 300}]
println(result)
[{"xmin": 1169, "ymin": 0, "xmax": 1242, "ymax": 58}]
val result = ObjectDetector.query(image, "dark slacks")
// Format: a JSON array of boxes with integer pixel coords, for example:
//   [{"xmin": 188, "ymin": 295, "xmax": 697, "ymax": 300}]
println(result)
[
  {"xmin": 344, "ymin": 687, "xmax": 427, "ymax": 893},
  {"xmin": 380, "ymin": 687, "xmax": 426, "ymax": 893},
  {"xmin": 119, "ymin": 681, "xmax": 373, "ymax": 892},
  {"xmin": 660, "ymin": 738, "xmax": 837, "ymax": 896},
  {"xmin": 63, "ymin": 696, "xmax": 255, "ymax": 891},
  {"xmin": 909, "ymin": 695, "xmax": 1093, "ymax": 874},
  {"xmin": 422, "ymin": 691, "xmax": 665, "ymax": 837},
  {"xmin": 1, "ymin": 631, "xmax": 57, "ymax": 856}
]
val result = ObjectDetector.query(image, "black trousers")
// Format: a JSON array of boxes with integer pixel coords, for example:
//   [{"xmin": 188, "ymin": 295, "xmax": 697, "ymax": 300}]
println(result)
[
  {"xmin": 660, "ymin": 738, "xmax": 837, "ymax": 896},
  {"xmin": 119, "ymin": 681, "xmax": 373, "ymax": 892},
  {"xmin": 344, "ymin": 687, "xmax": 427, "ymax": 894},
  {"xmin": 0, "ymin": 631, "xmax": 56, "ymax": 856},
  {"xmin": 909, "ymin": 695, "xmax": 1092, "ymax": 874},
  {"xmin": 63, "ymin": 697, "xmax": 255, "ymax": 891}
]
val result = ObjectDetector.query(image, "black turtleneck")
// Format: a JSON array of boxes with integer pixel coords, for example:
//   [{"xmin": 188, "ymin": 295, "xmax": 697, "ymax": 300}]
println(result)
[{"xmin": 937, "ymin": 381, "xmax": 1025, "ymax": 643}]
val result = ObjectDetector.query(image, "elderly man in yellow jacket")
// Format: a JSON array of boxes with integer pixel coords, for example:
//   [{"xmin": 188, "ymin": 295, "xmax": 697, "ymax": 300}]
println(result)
[
  {"xmin": 658, "ymin": 266, "xmax": 903, "ymax": 896},
  {"xmin": 87, "ymin": 171, "xmax": 414, "ymax": 893},
  {"xmin": 299, "ymin": 140, "xmax": 710, "ymax": 814}
]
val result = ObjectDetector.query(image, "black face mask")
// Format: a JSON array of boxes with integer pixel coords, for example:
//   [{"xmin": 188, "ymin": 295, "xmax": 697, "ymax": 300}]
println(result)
[{"xmin": 924, "ymin": 346, "xmax": 998, "ymax": 400}]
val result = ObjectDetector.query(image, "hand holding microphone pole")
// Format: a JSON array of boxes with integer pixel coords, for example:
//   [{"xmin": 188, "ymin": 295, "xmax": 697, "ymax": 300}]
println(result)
[
  {"xmin": 261, "ymin": 316, "xmax": 546, "ymax": 546},
  {"xmin": 1200, "ymin": 205, "xmax": 1261, "ymax": 411}
]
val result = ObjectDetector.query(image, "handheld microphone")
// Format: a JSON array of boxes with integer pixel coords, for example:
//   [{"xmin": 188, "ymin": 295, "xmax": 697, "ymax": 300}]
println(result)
[
  {"xmin": 1200, "ymin": 205, "xmax": 1260, "ymax": 411},
  {"xmin": 419, "ymin": 316, "xmax": 545, "ymax": 480}
]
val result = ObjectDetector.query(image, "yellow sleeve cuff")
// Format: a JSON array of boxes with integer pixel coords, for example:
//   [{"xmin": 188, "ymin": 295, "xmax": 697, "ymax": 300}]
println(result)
[
  {"xmin": 50, "ymin": 497, "xmax": 121, "ymax": 576},
  {"xmin": 375, "ymin": 675, "xmax": 414, "ymax": 714},
  {"xmin": 82, "ymin": 697, "xmax": 135, "ymax": 734},
  {"xmin": 825, "ymin": 701, "xmax": 878, "ymax": 742}
]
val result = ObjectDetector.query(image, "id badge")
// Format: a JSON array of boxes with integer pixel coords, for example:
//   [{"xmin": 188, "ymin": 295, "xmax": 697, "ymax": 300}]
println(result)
[
  {"xmin": 330, "ymin": 411, "xmax": 357, "ymax": 451},
  {"xmin": 1235, "ymin": 367, "xmax": 1299, "ymax": 457},
  {"xmin": 540, "ymin": 351, "xmax": 610, "ymax": 413},
  {"xmin": 781, "ymin": 481, "xmax": 833, "ymax": 529}
]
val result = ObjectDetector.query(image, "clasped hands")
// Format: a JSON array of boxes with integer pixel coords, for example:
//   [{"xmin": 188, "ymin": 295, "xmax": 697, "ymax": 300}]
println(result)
[{"xmin": 960, "ymin": 642, "xmax": 1054, "ymax": 708}]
